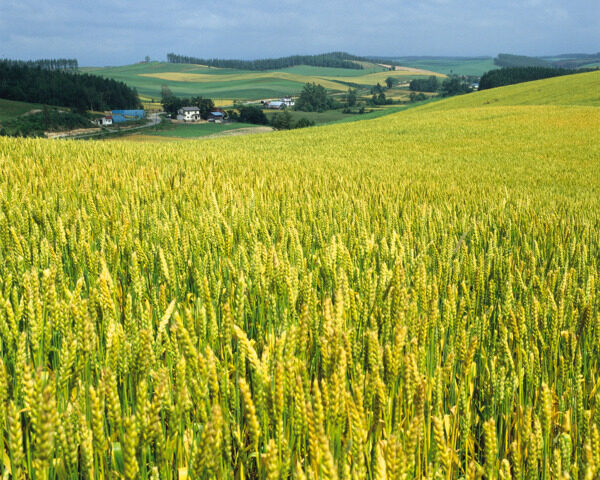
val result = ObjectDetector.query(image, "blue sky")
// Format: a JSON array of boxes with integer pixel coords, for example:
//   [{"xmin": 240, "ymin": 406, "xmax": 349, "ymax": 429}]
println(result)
[{"xmin": 1, "ymin": 0, "xmax": 598, "ymax": 66}]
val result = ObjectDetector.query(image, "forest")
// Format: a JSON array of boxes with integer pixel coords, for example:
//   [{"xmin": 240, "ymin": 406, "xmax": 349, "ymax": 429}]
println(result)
[
  {"xmin": 16, "ymin": 58, "xmax": 79, "ymax": 71},
  {"xmin": 0, "ymin": 60, "xmax": 140, "ymax": 111},
  {"xmin": 166, "ymin": 52, "xmax": 365, "ymax": 70},
  {"xmin": 479, "ymin": 66, "xmax": 579, "ymax": 90}
]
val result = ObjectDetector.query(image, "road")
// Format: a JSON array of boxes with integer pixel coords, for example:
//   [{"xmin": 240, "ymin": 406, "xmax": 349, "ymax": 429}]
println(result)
[{"xmin": 56, "ymin": 112, "xmax": 163, "ymax": 140}]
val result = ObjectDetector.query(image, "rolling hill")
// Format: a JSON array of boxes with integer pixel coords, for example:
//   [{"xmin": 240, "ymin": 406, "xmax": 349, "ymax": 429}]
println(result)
[
  {"xmin": 0, "ymin": 70, "xmax": 598, "ymax": 479},
  {"xmin": 81, "ymin": 61, "xmax": 442, "ymax": 100}
]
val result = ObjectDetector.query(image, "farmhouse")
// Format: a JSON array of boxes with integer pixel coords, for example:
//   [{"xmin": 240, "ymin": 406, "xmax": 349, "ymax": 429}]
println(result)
[
  {"xmin": 95, "ymin": 116, "xmax": 113, "ymax": 126},
  {"xmin": 264, "ymin": 97, "xmax": 295, "ymax": 109},
  {"xmin": 266, "ymin": 101, "xmax": 285, "ymax": 110},
  {"xmin": 208, "ymin": 111, "xmax": 225, "ymax": 123},
  {"xmin": 177, "ymin": 106, "xmax": 201, "ymax": 122},
  {"xmin": 281, "ymin": 97, "xmax": 295, "ymax": 107}
]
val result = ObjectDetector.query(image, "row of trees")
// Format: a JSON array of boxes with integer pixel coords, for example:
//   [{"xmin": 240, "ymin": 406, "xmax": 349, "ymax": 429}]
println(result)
[
  {"xmin": 408, "ymin": 75, "xmax": 473, "ymax": 97},
  {"xmin": 0, "ymin": 60, "xmax": 140, "ymax": 111},
  {"xmin": 494, "ymin": 53, "xmax": 600, "ymax": 70},
  {"xmin": 160, "ymin": 86, "xmax": 215, "ymax": 119},
  {"xmin": 494, "ymin": 54, "xmax": 553, "ymax": 69},
  {"xmin": 409, "ymin": 76, "xmax": 440, "ymax": 92},
  {"xmin": 166, "ymin": 52, "xmax": 364, "ymax": 71},
  {"xmin": 16, "ymin": 58, "xmax": 79, "ymax": 71},
  {"xmin": 478, "ymin": 66, "xmax": 576, "ymax": 90}
]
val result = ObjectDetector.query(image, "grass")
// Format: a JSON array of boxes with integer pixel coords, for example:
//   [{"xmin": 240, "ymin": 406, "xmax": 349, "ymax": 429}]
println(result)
[
  {"xmin": 392, "ymin": 57, "xmax": 498, "ymax": 76},
  {"xmin": 144, "ymin": 121, "xmax": 258, "ymax": 138},
  {"xmin": 420, "ymin": 69, "xmax": 600, "ymax": 110},
  {"xmin": 82, "ymin": 62, "xmax": 443, "ymax": 101},
  {"xmin": 0, "ymin": 98, "xmax": 43, "ymax": 122},
  {"xmin": 264, "ymin": 109, "xmax": 351, "ymax": 125}
]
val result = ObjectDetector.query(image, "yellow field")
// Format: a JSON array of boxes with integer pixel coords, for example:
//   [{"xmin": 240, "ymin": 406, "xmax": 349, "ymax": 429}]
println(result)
[
  {"xmin": 140, "ymin": 67, "xmax": 443, "ymax": 92},
  {"xmin": 423, "ymin": 69, "xmax": 600, "ymax": 110},
  {"xmin": 319, "ymin": 68, "xmax": 446, "ymax": 86},
  {"xmin": 0, "ymin": 71, "xmax": 599, "ymax": 479}
]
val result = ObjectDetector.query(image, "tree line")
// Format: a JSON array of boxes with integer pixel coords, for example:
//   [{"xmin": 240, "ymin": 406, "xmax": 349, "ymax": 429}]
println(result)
[
  {"xmin": 409, "ymin": 75, "xmax": 473, "ymax": 97},
  {"xmin": 494, "ymin": 53, "xmax": 600, "ymax": 70},
  {"xmin": 166, "ymin": 52, "xmax": 364, "ymax": 71},
  {"xmin": 0, "ymin": 60, "xmax": 140, "ymax": 111},
  {"xmin": 14, "ymin": 58, "xmax": 79, "ymax": 71},
  {"xmin": 479, "ymin": 67, "xmax": 578, "ymax": 90}
]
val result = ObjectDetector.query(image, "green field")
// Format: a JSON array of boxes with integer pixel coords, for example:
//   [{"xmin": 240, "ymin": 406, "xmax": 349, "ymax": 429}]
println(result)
[
  {"xmin": 82, "ymin": 61, "xmax": 441, "ymax": 101},
  {"xmin": 392, "ymin": 56, "xmax": 498, "ymax": 76},
  {"xmin": 0, "ymin": 98, "xmax": 43, "ymax": 122},
  {"xmin": 145, "ymin": 121, "xmax": 258, "ymax": 138}
]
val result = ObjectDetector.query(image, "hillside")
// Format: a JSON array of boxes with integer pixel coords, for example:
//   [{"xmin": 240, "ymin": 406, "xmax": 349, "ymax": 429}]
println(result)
[
  {"xmin": 391, "ymin": 56, "xmax": 498, "ymax": 76},
  {"xmin": 82, "ymin": 61, "xmax": 442, "ymax": 100},
  {"xmin": 0, "ymin": 70, "xmax": 598, "ymax": 479},
  {"xmin": 0, "ymin": 98, "xmax": 44, "ymax": 122},
  {"xmin": 419, "ymin": 69, "xmax": 600, "ymax": 110}
]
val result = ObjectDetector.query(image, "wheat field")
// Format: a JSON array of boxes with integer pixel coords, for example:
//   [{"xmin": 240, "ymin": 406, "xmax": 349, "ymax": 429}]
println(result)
[{"xmin": 0, "ymin": 71, "xmax": 599, "ymax": 479}]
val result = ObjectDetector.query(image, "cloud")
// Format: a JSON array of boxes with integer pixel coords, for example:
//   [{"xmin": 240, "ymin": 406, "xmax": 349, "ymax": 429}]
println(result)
[{"xmin": 0, "ymin": 0, "xmax": 598, "ymax": 64}]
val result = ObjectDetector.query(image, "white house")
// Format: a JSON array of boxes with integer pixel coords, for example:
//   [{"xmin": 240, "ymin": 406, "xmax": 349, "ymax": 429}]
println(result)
[
  {"xmin": 95, "ymin": 116, "xmax": 113, "ymax": 126},
  {"xmin": 177, "ymin": 106, "xmax": 201, "ymax": 121},
  {"xmin": 281, "ymin": 97, "xmax": 295, "ymax": 107}
]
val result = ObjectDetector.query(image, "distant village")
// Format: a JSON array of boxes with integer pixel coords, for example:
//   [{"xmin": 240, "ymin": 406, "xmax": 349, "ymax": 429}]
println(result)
[{"xmin": 171, "ymin": 97, "xmax": 296, "ymax": 123}]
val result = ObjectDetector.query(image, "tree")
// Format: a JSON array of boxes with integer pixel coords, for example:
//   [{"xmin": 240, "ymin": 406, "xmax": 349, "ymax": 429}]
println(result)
[
  {"xmin": 295, "ymin": 117, "xmax": 315, "ymax": 128},
  {"xmin": 161, "ymin": 85, "xmax": 174, "ymax": 101},
  {"xmin": 191, "ymin": 97, "xmax": 215, "ymax": 120},
  {"xmin": 271, "ymin": 110, "xmax": 293, "ymax": 130},
  {"xmin": 371, "ymin": 83, "xmax": 384, "ymax": 95},
  {"xmin": 440, "ymin": 77, "xmax": 473, "ymax": 97},
  {"xmin": 409, "ymin": 76, "xmax": 439, "ymax": 92},
  {"xmin": 385, "ymin": 77, "xmax": 396, "ymax": 89},
  {"xmin": 346, "ymin": 88, "xmax": 357, "ymax": 107},
  {"xmin": 294, "ymin": 83, "xmax": 333, "ymax": 112},
  {"xmin": 238, "ymin": 105, "xmax": 268, "ymax": 125}
]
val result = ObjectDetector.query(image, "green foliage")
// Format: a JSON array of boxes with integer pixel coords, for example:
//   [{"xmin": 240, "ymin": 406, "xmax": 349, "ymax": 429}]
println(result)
[
  {"xmin": 294, "ymin": 83, "xmax": 335, "ymax": 112},
  {"xmin": 294, "ymin": 117, "xmax": 315, "ymax": 128},
  {"xmin": 346, "ymin": 88, "xmax": 358, "ymax": 107},
  {"xmin": 409, "ymin": 76, "xmax": 440, "ymax": 92},
  {"xmin": 494, "ymin": 53, "xmax": 554, "ymax": 68},
  {"xmin": 166, "ymin": 52, "xmax": 365, "ymax": 70},
  {"xmin": 270, "ymin": 110, "xmax": 293, "ymax": 130},
  {"xmin": 440, "ymin": 76, "xmax": 473, "ymax": 97},
  {"xmin": 0, "ymin": 60, "xmax": 140, "ymax": 110},
  {"xmin": 238, "ymin": 105, "xmax": 269, "ymax": 124},
  {"xmin": 270, "ymin": 110, "xmax": 315, "ymax": 130},
  {"xmin": 0, "ymin": 108, "xmax": 94, "ymax": 137},
  {"xmin": 409, "ymin": 92, "xmax": 428, "ymax": 102},
  {"xmin": 479, "ymin": 66, "xmax": 579, "ymax": 90},
  {"xmin": 161, "ymin": 91, "xmax": 215, "ymax": 119},
  {"xmin": 385, "ymin": 76, "xmax": 397, "ymax": 89}
]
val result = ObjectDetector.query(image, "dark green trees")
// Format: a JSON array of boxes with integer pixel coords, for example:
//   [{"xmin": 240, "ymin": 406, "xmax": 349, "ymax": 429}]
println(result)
[{"xmin": 294, "ymin": 83, "xmax": 334, "ymax": 112}]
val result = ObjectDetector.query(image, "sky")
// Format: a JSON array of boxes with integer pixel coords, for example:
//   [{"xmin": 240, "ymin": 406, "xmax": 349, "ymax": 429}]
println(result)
[{"xmin": 1, "ymin": 0, "xmax": 598, "ymax": 66}]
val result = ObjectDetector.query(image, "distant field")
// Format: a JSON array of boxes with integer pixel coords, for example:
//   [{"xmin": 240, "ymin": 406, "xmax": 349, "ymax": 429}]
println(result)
[
  {"xmin": 392, "ymin": 57, "xmax": 498, "ymax": 76},
  {"xmin": 144, "ymin": 121, "xmax": 258, "ymax": 138},
  {"xmin": 83, "ymin": 62, "xmax": 442, "ymax": 100},
  {"xmin": 420, "ymin": 70, "xmax": 600, "ymax": 110},
  {"xmin": 0, "ymin": 98, "xmax": 43, "ymax": 122}
]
